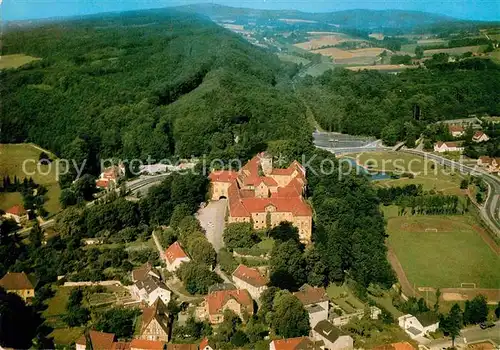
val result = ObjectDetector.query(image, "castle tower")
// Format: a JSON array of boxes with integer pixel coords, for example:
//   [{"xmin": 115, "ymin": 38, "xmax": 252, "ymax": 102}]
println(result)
[{"xmin": 259, "ymin": 152, "xmax": 273, "ymax": 175}]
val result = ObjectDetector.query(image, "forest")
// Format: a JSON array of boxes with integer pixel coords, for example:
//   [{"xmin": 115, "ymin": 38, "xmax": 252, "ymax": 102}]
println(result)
[
  {"xmin": 298, "ymin": 60, "xmax": 500, "ymax": 144},
  {"xmin": 1, "ymin": 9, "xmax": 311, "ymax": 171}
]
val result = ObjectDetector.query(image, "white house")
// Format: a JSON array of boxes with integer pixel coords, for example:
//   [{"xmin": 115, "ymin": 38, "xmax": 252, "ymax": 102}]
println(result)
[
  {"xmin": 448, "ymin": 125, "xmax": 465, "ymax": 138},
  {"xmin": 398, "ymin": 314, "xmax": 439, "ymax": 339},
  {"xmin": 200, "ymin": 338, "xmax": 215, "ymax": 350},
  {"xmin": 293, "ymin": 284, "xmax": 329, "ymax": 328},
  {"xmin": 433, "ymin": 141, "xmax": 464, "ymax": 153},
  {"xmin": 164, "ymin": 242, "xmax": 191, "ymax": 272},
  {"xmin": 472, "ymin": 131, "xmax": 489, "ymax": 143},
  {"xmin": 232, "ymin": 264, "xmax": 268, "ymax": 300},
  {"xmin": 131, "ymin": 275, "xmax": 171, "ymax": 306},
  {"xmin": 3, "ymin": 205, "xmax": 28, "ymax": 224},
  {"xmin": 95, "ymin": 163, "xmax": 125, "ymax": 190},
  {"xmin": 312, "ymin": 320, "xmax": 354, "ymax": 350}
]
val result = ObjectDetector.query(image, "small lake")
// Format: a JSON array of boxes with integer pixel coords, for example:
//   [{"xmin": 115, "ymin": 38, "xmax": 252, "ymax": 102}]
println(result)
[{"xmin": 343, "ymin": 158, "xmax": 392, "ymax": 181}]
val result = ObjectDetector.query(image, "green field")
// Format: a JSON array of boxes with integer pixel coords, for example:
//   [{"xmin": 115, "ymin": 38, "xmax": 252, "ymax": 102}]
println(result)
[
  {"xmin": 424, "ymin": 45, "xmax": 483, "ymax": 56},
  {"xmin": 0, "ymin": 143, "xmax": 61, "ymax": 214},
  {"xmin": 0, "ymin": 54, "xmax": 41, "ymax": 69},
  {"xmin": 347, "ymin": 151, "xmax": 465, "ymax": 195},
  {"xmin": 49, "ymin": 327, "xmax": 84, "ymax": 345},
  {"xmin": 277, "ymin": 54, "xmax": 311, "ymax": 65},
  {"xmin": 386, "ymin": 214, "xmax": 500, "ymax": 289},
  {"xmin": 327, "ymin": 283, "xmax": 365, "ymax": 313}
]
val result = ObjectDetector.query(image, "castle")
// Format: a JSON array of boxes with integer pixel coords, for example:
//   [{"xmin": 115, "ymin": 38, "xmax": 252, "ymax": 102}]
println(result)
[{"xmin": 209, "ymin": 153, "xmax": 312, "ymax": 243}]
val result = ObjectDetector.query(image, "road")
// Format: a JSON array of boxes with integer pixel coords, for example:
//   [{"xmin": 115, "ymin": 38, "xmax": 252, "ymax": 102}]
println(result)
[
  {"xmin": 427, "ymin": 321, "xmax": 500, "ymax": 349},
  {"xmin": 401, "ymin": 148, "xmax": 500, "ymax": 235},
  {"xmin": 196, "ymin": 199, "xmax": 227, "ymax": 252}
]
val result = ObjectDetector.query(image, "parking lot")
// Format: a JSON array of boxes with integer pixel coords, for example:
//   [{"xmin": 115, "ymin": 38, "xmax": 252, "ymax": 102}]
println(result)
[{"xmin": 196, "ymin": 199, "xmax": 227, "ymax": 252}]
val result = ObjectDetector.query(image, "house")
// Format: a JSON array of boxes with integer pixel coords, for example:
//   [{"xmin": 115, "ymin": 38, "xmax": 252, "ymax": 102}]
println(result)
[
  {"xmin": 164, "ymin": 242, "xmax": 191, "ymax": 272},
  {"xmin": 433, "ymin": 141, "xmax": 464, "ymax": 153},
  {"xmin": 132, "ymin": 262, "xmax": 161, "ymax": 282},
  {"xmin": 131, "ymin": 275, "xmax": 171, "ymax": 306},
  {"xmin": 448, "ymin": 125, "xmax": 465, "ymax": 138},
  {"xmin": 166, "ymin": 345, "xmax": 198, "ymax": 350},
  {"xmin": 112, "ymin": 342, "xmax": 131, "ymax": 350},
  {"xmin": 130, "ymin": 339, "xmax": 165, "ymax": 350},
  {"xmin": 200, "ymin": 337, "xmax": 215, "ymax": 350},
  {"xmin": 312, "ymin": 320, "xmax": 354, "ymax": 350},
  {"xmin": 203, "ymin": 289, "xmax": 254, "ymax": 324},
  {"xmin": 0, "ymin": 272, "xmax": 35, "ymax": 302},
  {"xmin": 75, "ymin": 331, "xmax": 116, "ymax": 350},
  {"xmin": 476, "ymin": 156, "xmax": 500, "ymax": 173},
  {"xmin": 95, "ymin": 163, "xmax": 125, "ymax": 190},
  {"xmin": 269, "ymin": 337, "xmax": 322, "ymax": 350},
  {"xmin": 3, "ymin": 204, "xmax": 28, "ymax": 223},
  {"xmin": 139, "ymin": 298, "xmax": 170, "ymax": 342},
  {"xmin": 372, "ymin": 342, "xmax": 415, "ymax": 350},
  {"xmin": 293, "ymin": 284, "xmax": 329, "ymax": 328},
  {"xmin": 232, "ymin": 264, "xmax": 268, "ymax": 300},
  {"xmin": 472, "ymin": 131, "xmax": 489, "ymax": 143},
  {"xmin": 209, "ymin": 153, "xmax": 313, "ymax": 243},
  {"xmin": 398, "ymin": 313, "xmax": 439, "ymax": 339}
]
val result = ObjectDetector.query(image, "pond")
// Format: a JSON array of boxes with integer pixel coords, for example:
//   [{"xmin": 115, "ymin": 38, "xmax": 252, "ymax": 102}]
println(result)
[{"xmin": 343, "ymin": 158, "xmax": 393, "ymax": 181}]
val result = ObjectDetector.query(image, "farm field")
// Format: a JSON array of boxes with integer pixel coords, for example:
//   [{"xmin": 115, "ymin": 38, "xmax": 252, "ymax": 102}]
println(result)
[
  {"xmin": 0, "ymin": 143, "xmax": 61, "ymax": 214},
  {"xmin": 294, "ymin": 33, "xmax": 350, "ymax": 50},
  {"xmin": 0, "ymin": 54, "xmax": 40, "ymax": 69},
  {"xmin": 424, "ymin": 45, "xmax": 482, "ymax": 56},
  {"xmin": 345, "ymin": 64, "xmax": 416, "ymax": 72},
  {"xmin": 300, "ymin": 62, "xmax": 337, "ymax": 77},
  {"xmin": 386, "ymin": 213, "xmax": 500, "ymax": 289},
  {"xmin": 346, "ymin": 151, "xmax": 466, "ymax": 195},
  {"xmin": 277, "ymin": 53, "xmax": 311, "ymax": 65},
  {"xmin": 311, "ymin": 47, "xmax": 386, "ymax": 60}
]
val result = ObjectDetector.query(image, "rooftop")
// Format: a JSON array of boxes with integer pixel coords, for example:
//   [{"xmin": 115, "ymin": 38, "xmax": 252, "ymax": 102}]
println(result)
[
  {"xmin": 293, "ymin": 284, "xmax": 329, "ymax": 306},
  {"xmin": 165, "ymin": 241, "xmax": 189, "ymax": 264},
  {"xmin": 0, "ymin": 272, "xmax": 34, "ymax": 290},
  {"xmin": 75, "ymin": 331, "xmax": 116, "ymax": 350},
  {"xmin": 232, "ymin": 264, "xmax": 268, "ymax": 288},
  {"xmin": 313, "ymin": 320, "xmax": 341, "ymax": 343},
  {"xmin": 130, "ymin": 339, "xmax": 165, "ymax": 350},
  {"xmin": 5, "ymin": 204, "xmax": 26, "ymax": 216},
  {"xmin": 206, "ymin": 289, "xmax": 253, "ymax": 315}
]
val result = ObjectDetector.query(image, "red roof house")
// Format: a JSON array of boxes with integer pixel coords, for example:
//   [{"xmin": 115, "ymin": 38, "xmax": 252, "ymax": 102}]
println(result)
[
  {"xmin": 164, "ymin": 242, "xmax": 190, "ymax": 272},
  {"xmin": 204, "ymin": 289, "xmax": 254, "ymax": 324}
]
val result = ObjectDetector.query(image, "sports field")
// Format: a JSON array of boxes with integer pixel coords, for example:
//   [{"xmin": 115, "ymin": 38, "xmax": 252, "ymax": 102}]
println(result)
[
  {"xmin": 0, "ymin": 54, "xmax": 40, "ymax": 69},
  {"xmin": 0, "ymin": 143, "xmax": 61, "ymax": 214},
  {"xmin": 386, "ymin": 214, "xmax": 500, "ymax": 289}
]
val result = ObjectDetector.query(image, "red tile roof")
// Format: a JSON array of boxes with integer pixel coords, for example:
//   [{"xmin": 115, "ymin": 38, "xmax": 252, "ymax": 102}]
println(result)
[
  {"xmin": 166, "ymin": 344, "xmax": 198, "ymax": 350},
  {"xmin": 164, "ymin": 242, "xmax": 188, "ymax": 264},
  {"xmin": 449, "ymin": 125, "xmax": 464, "ymax": 133},
  {"xmin": 372, "ymin": 342, "xmax": 415, "ymax": 350},
  {"xmin": 200, "ymin": 338, "xmax": 209, "ymax": 349},
  {"xmin": 206, "ymin": 289, "xmax": 253, "ymax": 316},
  {"xmin": 209, "ymin": 170, "xmax": 239, "ymax": 183},
  {"xmin": 5, "ymin": 204, "xmax": 26, "ymax": 216},
  {"xmin": 76, "ymin": 331, "xmax": 116, "ymax": 350},
  {"xmin": 271, "ymin": 337, "xmax": 315, "ymax": 350},
  {"xmin": 293, "ymin": 284, "xmax": 329, "ymax": 306},
  {"xmin": 232, "ymin": 264, "xmax": 268, "ymax": 287},
  {"xmin": 0, "ymin": 272, "xmax": 34, "ymax": 290},
  {"xmin": 112, "ymin": 342, "xmax": 131, "ymax": 350},
  {"xmin": 96, "ymin": 179, "xmax": 110, "ymax": 188},
  {"xmin": 435, "ymin": 141, "xmax": 462, "ymax": 148},
  {"xmin": 130, "ymin": 339, "xmax": 165, "ymax": 350},
  {"xmin": 230, "ymin": 197, "xmax": 312, "ymax": 217}
]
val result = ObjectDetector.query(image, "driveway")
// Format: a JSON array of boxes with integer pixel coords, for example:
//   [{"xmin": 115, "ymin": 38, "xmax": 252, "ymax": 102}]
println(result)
[{"xmin": 196, "ymin": 199, "xmax": 227, "ymax": 252}]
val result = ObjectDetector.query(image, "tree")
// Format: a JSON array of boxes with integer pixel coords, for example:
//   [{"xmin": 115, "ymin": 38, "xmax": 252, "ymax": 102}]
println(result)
[
  {"xmin": 269, "ymin": 240, "xmax": 306, "ymax": 290},
  {"xmin": 495, "ymin": 301, "xmax": 500, "ymax": 319},
  {"xmin": 381, "ymin": 123, "xmax": 400, "ymax": 146},
  {"xmin": 443, "ymin": 303, "xmax": 463, "ymax": 348},
  {"xmin": 72, "ymin": 173, "xmax": 97, "ymax": 201},
  {"xmin": 415, "ymin": 46, "xmax": 424, "ymax": 59},
  {"xmin": 268, "ymin": 222, "xmax": 299, "ymax": 243},
  {"xmin": 304, "ymin": 245, "xmax": 327, "ymax": 287},
  {"xmin": 270, "ymin": 291, "xmax": 310, "ymax": 338},
  {"xmin": 231, "ymin": 330, "xmax": 249, "ymax": 347},
  {"xmin": 170, "ymin": 204, "xmax": 192, "ymax": 229},
  {"xmin": 63, "ymin": 288, "xmax": 90, "ymax": 327},
  {"xmin": 223, "ymin": 222, "xmax": 259, "ymax": 250},
  {"xmin": 188, "ymin": 236, "xmax": 217, "ymax": 267},
  {"xmin": 218, "ymin": 309, "xmax": 242, "ymax": 342},
  {"xmin": 59, "ymin": 188, "xmax": 77, "ymax": 209},
  {"xmin": 176, "ymin": 261, "xmax": 222, "ymax": 295},
  {"xmin": 464, "ymin": 295, "xmax": 488, "ymax": 325},
  {"xmin": 95, "ymin": 307, "xmax": 140, "ymax": 338},
  {"xmin": 460, "ymin": 179, "xmax": 469, "ymax": 189},
  {"xmin": 28, "ymin": 222, "xmax": 43, "ymax": 249}
]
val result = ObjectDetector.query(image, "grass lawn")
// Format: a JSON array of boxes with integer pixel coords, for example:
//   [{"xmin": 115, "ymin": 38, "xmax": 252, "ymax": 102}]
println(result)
[
  {"xmin": 0, "ymin": 143, "xmax": 61, "ymax": 214},
  {"xmin": 0, "ymin": 54, "xmax": 41, "ymax": 69},
  {"xmin": 369, "ymin": 294, "xmax": 404, "ymax": 318},
  {"xmin": 387, "ymin": 214, "xmax": 500, "ymax": 289},
  {"xmin": 256, "ymin": 237, "xmax": 274, "ymax": 252},
  {"xmin": 50, "ymin": 327, "xmax": 84, "ymax": 345},
  {"xmin": 327, "ymin": 283, "xmax": 365, "ymax": 313},
  {"xmin": 0, "ymin": 192, "xmax": 23, "ymax": 211},
  {"xmin": 348, "ymin": 151, "xmax": 465, "ymax": 195}
]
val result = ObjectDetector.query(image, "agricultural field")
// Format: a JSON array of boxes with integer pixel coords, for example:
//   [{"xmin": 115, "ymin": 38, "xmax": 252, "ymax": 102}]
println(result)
[
  {"xmin": 0, "ymin": 54, "xmax": 40, "ymax": 69},
  {"xmin": 311, "ymin": 47, "xmax": 385, "ymax": 61},
  {"xmin": 424, "ymin": 45, "xmax": 483, "ymax": 56},
  {"xmin": 346, "ymin": 151, "xmax": 466, "ymax": 195},
  {"xmin": 294, "ymin": 33, "xmax": 352, "ymax": 50},
  {"xmin": 0, "ymin": 143, "xmax": 61, "ymax": 214},
  {"xmin": 345, "ymin": 64, "xmax": 416, "ymax": 72},
  {"xmin": 386, "ymin": 213, "xmax": 500, "ymax": 289},
  {"xmin": 277, "ymin": 53, "xmax": 311, "ymax": 65}
]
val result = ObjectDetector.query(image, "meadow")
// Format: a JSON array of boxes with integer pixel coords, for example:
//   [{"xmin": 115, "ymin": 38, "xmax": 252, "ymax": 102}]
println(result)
[
  {"xmin": 0, "ymin": 143, "xmax": 61, "ymax": 214},
  {"xmin": 0, "ymin": 54, "xmax": 40, "ymax": 69},
  {"xmin": 277, "ymin": 53, "xmax": 311, "ymax": 65},
  {"xmin": 424, "ymin": 45, "xmax": 482, "ymax": 56}
]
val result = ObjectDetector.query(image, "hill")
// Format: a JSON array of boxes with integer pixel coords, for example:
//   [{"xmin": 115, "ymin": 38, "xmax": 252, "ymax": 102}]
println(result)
[
  {"xmin": 175, "ymin": 4, "xmax": 458, "ymax": 31},
  {"xmin": 0, "ymin": 9, "xmax": 311, "ymax": 169}
]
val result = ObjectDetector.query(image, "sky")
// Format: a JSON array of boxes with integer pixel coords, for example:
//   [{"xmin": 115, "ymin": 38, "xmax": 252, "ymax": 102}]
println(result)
[{"xmin": 1, "ymin": 0, "xmax": 499, "ymax": 22}]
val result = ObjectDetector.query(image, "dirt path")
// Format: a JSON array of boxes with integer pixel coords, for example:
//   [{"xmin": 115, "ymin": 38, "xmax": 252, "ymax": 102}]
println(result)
[{"xmin": 387, "ymin": 246, "xmax": 421, "ymax": 299}]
